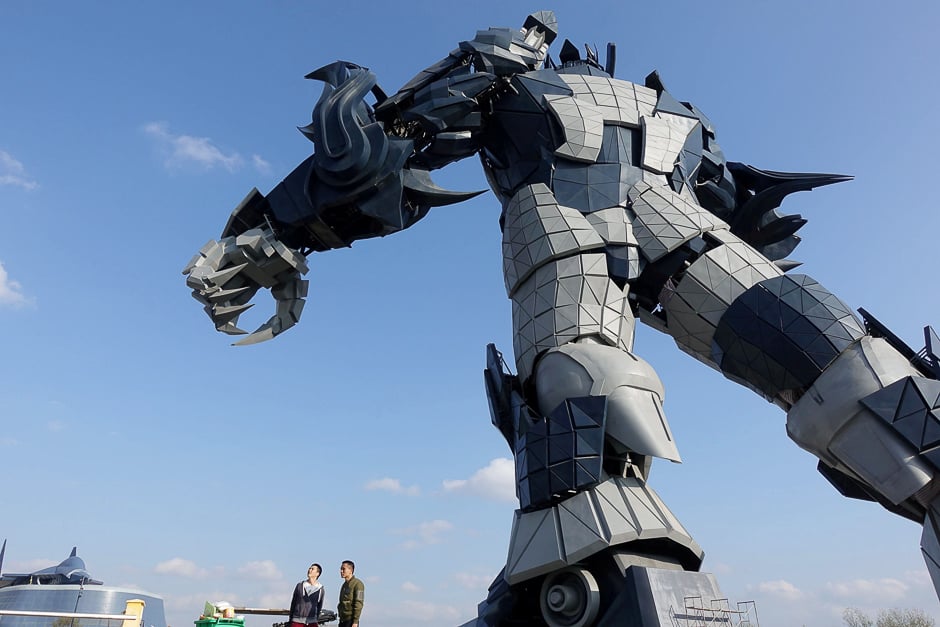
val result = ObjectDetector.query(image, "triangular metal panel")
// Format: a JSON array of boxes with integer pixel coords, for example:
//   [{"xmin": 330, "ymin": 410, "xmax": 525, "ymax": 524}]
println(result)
[
  {"xmin": 593, "ymin": 484, "xmax": 639, "ymax": 544},
  {"xmin": 528, "ymin": 469, "xmax": 551, "ymax": 503},
  {"xmin": 575, "ymin": 458, "xmax": 602, "ymax": 484},
  {"xmin": 898, "ymin": 380, "xmax": 929, "ymax": 421},
  {"xmin": 549, "ymin": 462, "xmax": 575, "ymax": 493},
  {"xmin": 618, "ymin": 481, "xmax": 670, "ymax": 532},
  {"xmin": 892, "ymin": 413, "xmax": 927, "ymax": 447},
  {"xmin": 920, "ymin": 414, "xmax": 940, "ymax": 450},
  {"xmin": 912, "ymin": 378, "xmax": 940, "ymax": 409},
  {"xmin": 576, "ymin": 431, "xmax": 602, "ymax": 457},
  {"xmin": 506, "ymin": 509, "xmax": 565, "ymax": 583},
  {"xmin": 654, "ymin": 88, "xmax": 697, "ymax": 119},
  {"xmin": 558, "ymin": 497, "xmax": 607, "ymax": 563},
  {"xmin": 569, "ymin": 397, "xmax": 606, "ymax": 428},
  {"xmin": 549, "ymin": 433, "xmax": 575, "ymax": 465}
]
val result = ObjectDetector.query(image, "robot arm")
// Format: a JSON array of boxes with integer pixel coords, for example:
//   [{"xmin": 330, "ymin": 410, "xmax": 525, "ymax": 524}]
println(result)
[
  {"xmin": 221, "ymin": 60, "xmax": 487, "ymax": 254},
  {"xmin": 183, "ymin": 13, "xmax": 560, "ymax": 344},
  {"xmin": 182, "ymin": 61, "xmax": 487, "ymax": 344}
]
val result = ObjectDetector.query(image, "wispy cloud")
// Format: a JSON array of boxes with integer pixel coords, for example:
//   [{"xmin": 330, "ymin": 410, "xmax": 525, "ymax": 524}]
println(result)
[
  {"xmin": 401, "ymin": 581, "xmax": 421, "ymax": 593},
  {"xmin": 442, "ymin": 458, "xmax": 515, "ymax": 503},
  {"xmin": 454, "ymin": 572, "xmax": 494, "ymax": 591},
  {"xmin": 394, "ymin": 519, "xmax": 454, "ymax": 550},
  {"xmin": 114, "ymin": 582, "xmax": 149, "ymax": 592},
  {"xmin": 142, "ymin": 122, "xmax": 269, "ymax": 175},
  {"xmin": 745, "ymin": 572, "xmax": 940, "ymax": 627},
  {"xmin": 0, "ymin": 150, "xmax": 38, "ymax": 190},
  {"xmin": 45, "ymin": 420, "xmax": 66, "ymax": 433},
  {"xmin": 163, "ymin": 592, "xmax": 244, "ymax": 613},
  {"xmin": 902, "ymin": 569, "xmax": 933, "ymax": 587},
  {"xmin": 756, "ymin": 579, "xmax": 803, "ymax": 600},
  {"xmin": 0, "ymin": 437, "xmax": 20, "ymax": 447},
  {"xmin": 0, "ymin": 261, "xmax": 29, "ymax": 307},
  {"xmin": 387, "ymin": 600, "xmax": 460, "ymax": 623},
  {"xmin": 236, "ymin": 560, "xmax": 283, "ymax": 581},
  {"xmin": 251, "ymin": 154, "xmax": 272, "ymax": 175},
  {"xmin": 365, "ymin": 477, "xmax": 420, "ymax": 496},
  {"xmin": 257, "ymin": 592, "xmax": 288, "ymax": 609},
  {"xmin": 154, "ymin": 557, "xmax": 210, "ymax": 579},
  {"xmin": 824, "ymin": 577, "xmax": 909, "ymax": 603},
  {"xmin": 706, "ymin": 561, "xmax": 732, "ymax": 575}
]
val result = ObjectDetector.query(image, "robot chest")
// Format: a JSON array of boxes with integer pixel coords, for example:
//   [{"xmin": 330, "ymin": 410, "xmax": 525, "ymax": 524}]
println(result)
[
  {"xmin": 549, "ymin": 74, "xmax": 701, "ymax": 175},
  {"xmin": 491, "ymin": 72, "xmax": 703, "ymax": 189}
]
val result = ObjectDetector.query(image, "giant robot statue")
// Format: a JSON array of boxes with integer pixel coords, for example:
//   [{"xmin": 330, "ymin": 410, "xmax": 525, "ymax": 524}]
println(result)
[{"xmin": 183, "ymin": 11, "xmax": 940, "ymax": 626}]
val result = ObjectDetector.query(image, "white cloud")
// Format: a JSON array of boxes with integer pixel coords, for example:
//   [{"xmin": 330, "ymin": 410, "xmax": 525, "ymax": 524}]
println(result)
[
  {"xmin": 236, "ymin": 560, "xmax": 283, "ymax": 581},
  {"xmin": 0, "ymin": 261, "xmax": 29, "ymax": 307},
  {"xmin": 401, "ymin": 581, "xmax": 421, "ymax": 593},
  {"xmin": 706, "ymin": 561, "xmax": 732, "ymax": 575},
  {"xmin": 143, "ymin": 122, "xmax": 268, "ymax": 175},
  {"xmin": 365, "ymin": 477, "xmax": 420, "ymax": 496},
  {"xmin": 0, "ymin": 437, "xmax": 19, "ymax": 447},
  {"xmin": 755, "ymin": 579, "xmax": 803, "ymax": 600},
  {"xmin": 154, "ymin": 558, "xmax": 210, "ymax": 579},
  {"xmin": 46, "ymin": 420, "xmax": 66, "ymax": 433},
  {"xmin": 442, "ymin": 458, "xmax": 515, "ymax": 503},
  {"xmin": 454, "ymin": 572, "xmax": 493, "ymax": 591},
  {"xmin": 389, "ymin": 600, "xmax": 460, "ymax": 622},
  {"xmin": 824, "ymin": 577, "xmax": 909, "ymax": 603},
  {"xmin": 0, "ymin": 150, "xmax": 38, "ymax": 190},
  {"xmin": 902, "ymin": 569, "xmax": 933, "ymax": 587},
  {"xmin": 163, "ymin": 591, "xmax": 244, "ymax": 613},
  {"xmin": 741, "ymin": 573, "xmax": 940, "ymax": 627},
  {"xmin": 251, "ymin": 154, "xmax": 272, "ymax": 175},
  {"xmin": 257, "ymin": 592, "xmax": 289, "ymax": 609},
  {"xmin": 394, "ymin": 519, "xmax": 454, "ymax": 550}
]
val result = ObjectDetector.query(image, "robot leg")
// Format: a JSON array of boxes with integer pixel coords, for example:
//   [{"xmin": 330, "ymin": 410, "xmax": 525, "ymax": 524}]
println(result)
[
  {"xmin": 534, "ymin": 340, "xmax": 681, "ymax": 467},
  {"xmin": 787, "ymin": 335, "xmax": 940, "ymax": 592},
  {"xmin": 477, "ymin": 342, "xmax": 712, "ymax": 626}
]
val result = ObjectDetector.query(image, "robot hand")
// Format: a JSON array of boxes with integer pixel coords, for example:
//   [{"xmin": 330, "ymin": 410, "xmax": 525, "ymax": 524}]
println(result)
[{"xmin": 182, "ymin": 226, "xmax": 309, "ymax": 345}]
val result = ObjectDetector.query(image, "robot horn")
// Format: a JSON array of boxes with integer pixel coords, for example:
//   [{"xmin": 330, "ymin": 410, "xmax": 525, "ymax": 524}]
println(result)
[{"xmin": 402, "ymin": 167, "xmax": 486, "ymax": 207}]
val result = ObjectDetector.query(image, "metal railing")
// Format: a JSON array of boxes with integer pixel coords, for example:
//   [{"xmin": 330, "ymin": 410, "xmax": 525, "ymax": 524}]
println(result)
[{"xmin": 670, "ymin": 595, "xmax": 760, "ymax": 627}]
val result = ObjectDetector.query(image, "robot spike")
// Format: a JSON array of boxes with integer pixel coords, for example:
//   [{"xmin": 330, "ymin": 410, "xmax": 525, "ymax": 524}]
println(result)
[
  {"xmin": 211, "ymin": 302, "xmax": 254, "ymax": 326},
  {"xmin": 298, "ymin": 123, "xmax": 317, "ymax": 143},
  {"xmin": 584, "ymin": 43, "xmax": 598, "ymax": 64},
  {"xmin": 605, "ymin": 42, "xmax": 616, "ymax": 77},
  {"xmin": 726, "ymin": 162, "xmax": 852, "ymax": 243},
  {"xmin": 644, "ymin": 70, "xmax": 666, "ymax": 94},
  {"xmin": 402, "ymin": 167, "xmax": 486, "ymax": 207},
  {"xmin": 559, "ymin": 39, "xmax": 580, "ymax": 64},
  {"xmin": 727, "ymin": 162, "xmax": 853, "ymax": 195},
  {"xmin": 773, "ymin": 259, "xmax": 803, "ymax": 272},
  {"xmin": 304, "ymin": 60, "xmax": 366, "ymax": 86}
]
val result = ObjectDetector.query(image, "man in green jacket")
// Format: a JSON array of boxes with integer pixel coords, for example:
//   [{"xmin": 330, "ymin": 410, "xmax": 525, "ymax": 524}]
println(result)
[{"xmin": 337, "ymin": 560, "xmax": 364, "ymax": 627}]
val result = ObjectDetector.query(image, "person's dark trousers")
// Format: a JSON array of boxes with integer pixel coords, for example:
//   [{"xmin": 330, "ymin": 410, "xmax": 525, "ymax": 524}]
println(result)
[{"xmin": 338, "ymin": 622, "xmax": 353, "ymax": 627}]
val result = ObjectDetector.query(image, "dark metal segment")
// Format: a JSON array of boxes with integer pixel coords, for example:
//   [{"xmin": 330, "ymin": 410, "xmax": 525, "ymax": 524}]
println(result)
[{"xmin": 713, "ymin": 274, "xmax": 865, "ymax": 400}]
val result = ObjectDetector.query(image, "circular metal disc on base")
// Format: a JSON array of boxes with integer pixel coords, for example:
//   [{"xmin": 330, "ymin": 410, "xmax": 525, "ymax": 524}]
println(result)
[{"xmin": 538, "ymin": 567, "xmax": 601, "ymax": 627}]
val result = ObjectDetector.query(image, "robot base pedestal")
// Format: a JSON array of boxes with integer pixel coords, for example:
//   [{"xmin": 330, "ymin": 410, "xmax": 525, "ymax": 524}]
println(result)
[
  {"xmin": 462, "ymin": 565, "xmax": 752, "ymax": 627},
  {"xmin": 599, "ymin": 566, "xmax": 736, "ymax": 626}
]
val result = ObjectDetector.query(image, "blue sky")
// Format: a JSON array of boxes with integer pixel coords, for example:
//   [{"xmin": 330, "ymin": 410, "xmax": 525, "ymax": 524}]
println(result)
[{"xmin": 2, "ymin": 1, "xmax": 939, "ymax": 626}]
